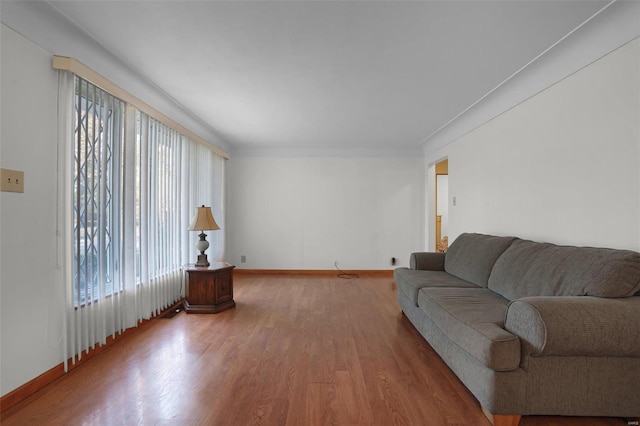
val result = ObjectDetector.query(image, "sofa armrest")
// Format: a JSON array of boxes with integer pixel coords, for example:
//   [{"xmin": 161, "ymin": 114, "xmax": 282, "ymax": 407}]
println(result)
[
  {"xmin": 505, "ymin": 296, "xmax": 640, "ymax": 357},
  {"xmin": 410, "ymin": 252, "xmax": 446, "ymax": 271}
]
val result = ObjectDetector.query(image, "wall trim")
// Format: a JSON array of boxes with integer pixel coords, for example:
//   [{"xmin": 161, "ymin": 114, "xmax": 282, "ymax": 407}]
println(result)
[
  {"xmin": 0, "ymin": 265, "xmax": 394, "ymax": 415},
  {"xmin": 0, "ymin": 299, "xmax": 184, "ymax": 418},
  {"xmin": 234, "ymin": 269, "xmax": 394, "ymax": 277},
  {"xmin": 421, "ymin": 1, "xmax": 640, "ymax": 155}
]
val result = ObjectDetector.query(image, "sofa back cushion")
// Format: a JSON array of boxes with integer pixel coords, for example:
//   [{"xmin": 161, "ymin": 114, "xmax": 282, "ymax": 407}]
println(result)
[
  {"xmin": 444, "ymin": 233, "xmax": 517, "ymax": 287},
  {"xmin": 488, "ymin": 239, "xmax": 640, "ymax": 300}
]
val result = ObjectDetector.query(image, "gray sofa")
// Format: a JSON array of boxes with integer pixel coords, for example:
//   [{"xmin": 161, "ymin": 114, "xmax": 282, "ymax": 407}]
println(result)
[{"xmin": 395, "ymin": 233, "xmax": 640, "ymax": 425}]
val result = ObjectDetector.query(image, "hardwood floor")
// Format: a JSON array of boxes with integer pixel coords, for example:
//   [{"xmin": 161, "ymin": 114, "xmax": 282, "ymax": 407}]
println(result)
[{"xmin": 1, "ymin": 274, "xmax": 622, "ymax": 425}]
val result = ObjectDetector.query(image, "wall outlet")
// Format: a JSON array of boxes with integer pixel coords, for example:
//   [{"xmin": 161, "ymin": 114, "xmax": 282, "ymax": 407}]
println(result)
[
  {"xmin": 391, "ymin": 257, "xmax": 396, "ymax": 266},
  {"xmin": 0, "ymin": 168, "xmax": 24, "ymax": 193},
  {"xmin": 240, "ymin": 255, "xmax": 246, "ymax": 263}
]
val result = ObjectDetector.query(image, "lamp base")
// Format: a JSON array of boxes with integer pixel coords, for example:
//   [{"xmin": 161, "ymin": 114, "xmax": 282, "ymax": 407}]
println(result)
[
  {"xmin": 195, "ymin": 254, "xmax": 210, "ymax": 267},
  {"xmin": 195, "ymin": 231, "xmax": 210, "ymax": 267}
]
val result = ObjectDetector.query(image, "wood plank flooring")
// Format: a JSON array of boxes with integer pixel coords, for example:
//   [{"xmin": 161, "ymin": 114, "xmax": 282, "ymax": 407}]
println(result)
[{"xmin": 1, "ymin": 274, "xmax": 622, "ymax": 425}]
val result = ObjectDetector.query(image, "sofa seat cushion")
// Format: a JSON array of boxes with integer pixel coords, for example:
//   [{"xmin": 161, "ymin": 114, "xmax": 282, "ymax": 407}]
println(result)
[
  {"xmin": 488, "ymin": 239, "xmax": 640, "ymax": 300},
  {"xmin": 444, "ymin": 233, "xmax": 516, "ymax": 288},
  {"xmin": 394, "ymin": 268, "xmax": 478, "ymax": 306},
  {"xmin": 417, "ymin": 287, "xmax": 520, "ymax": 371}
]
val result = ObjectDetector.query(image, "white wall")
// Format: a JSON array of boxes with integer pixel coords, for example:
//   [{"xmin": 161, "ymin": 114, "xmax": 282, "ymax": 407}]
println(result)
[
  {"xmin": 0, "ymin": 24, "xmax": 66, "ymax": 396},
  {"xmin": 1, "ymin": 2, "xmax": 235, "ymax": 396},
  {"xmin": 0, "ymin": 1, "xmax": 231, "ymax": 155},
  {"xmin": 2, "ymin": 0, "xmax": 638, "ymax": 401},
  {"xmin": 422, "ymin": 0, "xmax": 640, "ymax": 156},
  {"xmin": 226, "ymin": 157, "xmax": 424, "ymax": 269},
  {"xmin": 426, "ymin": 37, "xmax": 640, "ymax": 251}
]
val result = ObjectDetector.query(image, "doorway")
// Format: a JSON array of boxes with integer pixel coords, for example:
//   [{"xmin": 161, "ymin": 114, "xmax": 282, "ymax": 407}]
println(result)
[{"xmin": 435, "ymin": 159, "xmax": 448, "ymax": 252}]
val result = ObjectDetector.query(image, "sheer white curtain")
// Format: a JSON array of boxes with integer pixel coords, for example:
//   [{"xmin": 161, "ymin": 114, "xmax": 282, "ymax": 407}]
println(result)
[
  {"xmin": 181, "ymin": 139, "xmax": 226, "ymax": 265},
  {"xmin": 135, "ymin": 113, "xmax": 184, "ymax": 320},
  {"xmin": 210, "ymin": 153, "xmax": 226, "ymax": 261},
  {"xmin": 59, "ymin": 74, "xmax": 128, "ymax": 369},
  {"xmin": 59, "ymin": 76, "xmax": 226, "ymax": 369},
  {"xmin": 57, "ymin": 71, "xmax": 74, "ymax": 371}
]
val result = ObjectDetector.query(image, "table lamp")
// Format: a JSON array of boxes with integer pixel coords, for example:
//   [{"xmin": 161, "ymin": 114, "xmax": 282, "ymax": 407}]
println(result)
[{"xmin": 187, "ymin": 205, "xmax": 220, "ymax": 267}]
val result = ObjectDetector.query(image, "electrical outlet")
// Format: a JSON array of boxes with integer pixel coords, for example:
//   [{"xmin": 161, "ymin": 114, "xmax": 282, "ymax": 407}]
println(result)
[
  {"xmin": 0, "ymin": 168, "xmax": 24, "ymax": 193},
  {"xmin": 391, "ymin": 257, "xmax": 396, "ymax": 266},
  {"xmin": 240, "ymin": 255, "xmax": 246, "ymax": 263}
]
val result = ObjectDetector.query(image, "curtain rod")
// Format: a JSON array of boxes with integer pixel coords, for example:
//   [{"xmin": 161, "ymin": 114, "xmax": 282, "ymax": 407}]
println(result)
[{"xmin": 52, "ymin": 55, "xmax": 230, "ymax": 159}]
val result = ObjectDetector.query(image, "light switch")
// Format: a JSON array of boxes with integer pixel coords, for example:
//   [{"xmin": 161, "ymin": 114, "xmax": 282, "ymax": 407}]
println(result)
[{"xmin": 0, "ymin": 168, "xmax": 25, "ymax": 193}]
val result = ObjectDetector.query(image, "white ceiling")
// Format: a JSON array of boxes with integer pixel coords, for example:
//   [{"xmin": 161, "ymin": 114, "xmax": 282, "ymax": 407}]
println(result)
[{"xmin": 48, "ymin": 0, "xmax": 608, "ymax": 154}]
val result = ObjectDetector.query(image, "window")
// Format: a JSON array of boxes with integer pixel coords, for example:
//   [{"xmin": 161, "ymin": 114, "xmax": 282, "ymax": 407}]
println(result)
[
  {"xmin": 72, "ymin": 77, "xmax": 125, "ymax": 307},
  {"xmin": 135, "ymin": 113, "xmax": 184, "ymax": 293},
  {"xmin": 63, "ymin": 69, "xmax": 225, "ymax": 367}
]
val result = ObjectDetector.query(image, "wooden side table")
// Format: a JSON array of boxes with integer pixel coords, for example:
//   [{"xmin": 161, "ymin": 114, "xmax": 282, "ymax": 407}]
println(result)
[{"xmin": 183, "ymin": 262, "xmax": 236, "ymax": 313}]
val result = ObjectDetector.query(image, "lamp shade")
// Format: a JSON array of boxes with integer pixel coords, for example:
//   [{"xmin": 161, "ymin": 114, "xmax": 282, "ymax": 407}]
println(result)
[{"xmin": 187, "ymin": 205, "xmax": 220, "ymax": 231}]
